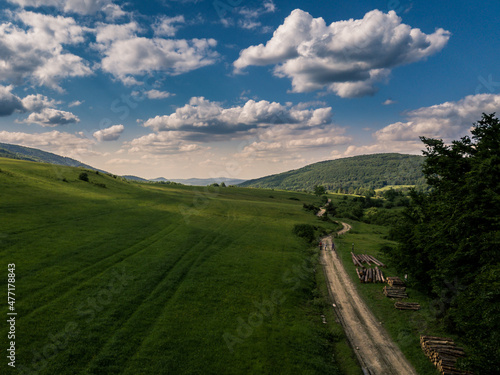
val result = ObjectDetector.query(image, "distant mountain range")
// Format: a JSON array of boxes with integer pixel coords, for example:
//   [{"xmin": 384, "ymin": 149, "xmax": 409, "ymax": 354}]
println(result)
[
  {"xmin": 0, "ymin": 143, "xmax": 106, "ymax": 172},
  {"xmin": 239, "ymin": 153, "xmax": 426, "ymax": 193},
  {"xmin": 132, "ymin": 176, "xmax": 247, "ymax": 186}
]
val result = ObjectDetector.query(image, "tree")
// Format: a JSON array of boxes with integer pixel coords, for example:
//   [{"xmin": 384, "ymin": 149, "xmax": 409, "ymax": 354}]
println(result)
[
  {"xmin": 221, "ymin": 182, "xmax": 226, "ymax": 187},
  {"xmin": 79, "ymin": 172, "xmax": 89, "ymax": 182},
  {"xmin": 386, "ymin": 114, "xmax": 500, "ymax": 374},
  {"xmin": 314, "ymin": 185, "xmax": 326, "ymax": 196}
]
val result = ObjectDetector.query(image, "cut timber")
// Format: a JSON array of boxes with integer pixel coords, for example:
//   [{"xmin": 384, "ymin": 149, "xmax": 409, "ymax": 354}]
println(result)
[
  {"xmin": 383, "ymin": 286, "xmax": 408, "ymax": 299},
  {"xmin": 394, "ymin": 302, "xmax": 421, "ymax": 310},
  {"xmin": 420, "ymin": 335, "xmax": 473, "ymax": 375},
  {"xmin": 386, "ymin": 276, "xmax": 406, "ymax": 287}
]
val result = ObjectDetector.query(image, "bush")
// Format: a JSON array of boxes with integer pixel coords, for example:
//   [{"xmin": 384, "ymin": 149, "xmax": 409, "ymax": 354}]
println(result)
[
  {"xmin": 292, "ymin": 224, "xmax": 315, "ymax": 243},
  {"xmin": 79, "ymin": 172, "xmax": 89, "ymax": 182}
]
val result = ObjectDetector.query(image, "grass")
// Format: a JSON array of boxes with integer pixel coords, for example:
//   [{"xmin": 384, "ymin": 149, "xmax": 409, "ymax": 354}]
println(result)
[
  {"xmin": 0, "ymin": 158, "xmax": 356, "ymax": 374},
  {"xmin": 331, "ymin": 219, "xmax": 468, "ymax": 375}
]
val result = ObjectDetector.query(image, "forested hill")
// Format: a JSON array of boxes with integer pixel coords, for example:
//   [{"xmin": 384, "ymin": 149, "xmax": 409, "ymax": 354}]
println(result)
[{"xmin": 239, "ymin": 153, "xmax": 426, "ymax": 193}]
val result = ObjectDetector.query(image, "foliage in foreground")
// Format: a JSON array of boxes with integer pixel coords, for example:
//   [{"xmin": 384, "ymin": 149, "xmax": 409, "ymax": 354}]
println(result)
[{"xmin": 386, "ymin": 114, "xmax": 500, "ymax": 374}]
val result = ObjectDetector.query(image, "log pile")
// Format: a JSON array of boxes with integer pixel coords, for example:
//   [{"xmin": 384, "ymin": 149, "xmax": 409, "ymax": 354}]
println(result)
[
  {"xmin": 356, "ymin": 266, "xmax": 385, "ymax": 283},
  {"xmin": 351, "ymin": 252, "xmax": 386, "ymax": 267},
  {"xmin": 394, "ymin": 302, "xmax": 420, "ymax": 310},
  {"xmin": 420, "ymin": 336, "xmax": 473, "ymax": 375},
  {"xmin": 383, "ymin": 286, "xmax": 408, "ymax": 298},
  {"xmin": 386, "ymin": 276, "xmax": 405, "ymax": 287}
]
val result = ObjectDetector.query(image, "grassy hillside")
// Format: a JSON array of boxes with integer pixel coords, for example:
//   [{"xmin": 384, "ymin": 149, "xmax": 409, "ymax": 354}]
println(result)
[
  {"xmin": 0, "ymin": 158, "xmax": 349, "ymax": 375},
  {"xmin": 0, "ymin": 142, "xmax": 104, "ymax": 172},
  {"xmin": 240, "ymin": 153, "xmax": 425, "ymax": 193}
]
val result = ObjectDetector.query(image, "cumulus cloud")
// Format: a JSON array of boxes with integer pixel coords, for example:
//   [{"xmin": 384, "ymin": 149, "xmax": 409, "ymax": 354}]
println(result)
[
  {"xmin": 375, "ymin": 94, "xmax": 500, "ymax": 142},
  {"xmin": 22, "ymin": 108, "xmax": 80, "ymax": 127},
  {"xmin": 0, "ymin": 85, "xmax": 24, "ymax": 116},
  {"xmin": 153, "ymin": 15, "xmax": 185, "ymax": 37},
  {"xmin": 93, "ymin": 124, "xmax": 124, "ymax": 142},
  {"xmin": 0, "ymin": 11, "xmax": 92, "ymax": 89},
  {"xmin": 93, "ymin": 22, "xmax": 218, "ymax": 84},
  {"xmin": 130, "ymin": 97, "xmax": 350, "ymax": 159},
  {"xmin": 128, "ymin": 132, "xmax": 207, "ymax": 155},
  {"xmin": 21, "ymin": 94, "xmax": 60, "ymax": 112},
  {"xmin": 142, "ymin": 96, "xmax": 334, "ymax": 140},
  {"xmin": 234, "ymin": 9, "xmax": 450, "ymax": 97},
  {"xmin": 0, "ymin": 130, "xmax": 94, "ymax": 157},
  {"xmin": 7, "ymin": 0, "xmax": 126, "ymax": 17}
]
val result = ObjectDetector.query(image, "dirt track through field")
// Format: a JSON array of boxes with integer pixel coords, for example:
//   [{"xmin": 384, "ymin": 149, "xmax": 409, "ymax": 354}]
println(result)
[{"xmin": 321, "ymin": 223, "xmax": 417, "ymax": 375}]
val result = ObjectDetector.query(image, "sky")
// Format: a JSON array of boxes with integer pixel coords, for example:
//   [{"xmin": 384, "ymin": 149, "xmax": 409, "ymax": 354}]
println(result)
[{"xmin": 0, "ymin": 0, "xmax": 499, "ymax": 180}]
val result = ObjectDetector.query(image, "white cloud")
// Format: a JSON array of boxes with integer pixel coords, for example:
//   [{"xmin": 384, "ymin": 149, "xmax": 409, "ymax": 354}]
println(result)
[
  {"xmin": 134, "ymin": 97, "xmax": 350, "ymax": 160},
  {"xmin": 22, "ymin": 108, "xmax": 80, "ymax": 127},
  {"xmin": 143, "ymin": 97, "xmax": 333, "ymax": 136},
  {"xmin": 0, "ymin": 11, "xmax": 92, "ymax": 89},
  {"xmin": 68, "ymin": 100, "xmax": 84, "ymax": 107},
  {"xmin": 127, "ymin": 132, "xmax": 207, "ymax": 154},
  {"xmin": 132, "ymin": 89, "xmax": 174, "ymax": 100},
  {"xmin": 375, "ymin": 94, "xmax": 500, "ymax": 142},
  {"xmin": 93, "ymin": 124, "xmax": 124, "ymax": 142},
  {"xmin": 235, "ymin": 0, "xmax": 276, "ymax": 31},
  {"xmin": 234, "ymin": 9, "xmax": 450, "ymax": 97},
  {"xmin": 7, "ymin": 0, "xmax": 126, "ymax": 17},
  {"xmin": 0, "ymin": 85, "xmax": 24, "ymax": 116},
  {"xmin": 153, "ymin": 15, "xmax": 185, "ymax": 37},
  {"xmin": 383, "ymin": 99, "xmax": 397, "ymax": 105},
  {"xmin": 93, "ymin": 23, "xmax": 218, "ymax": 83},
  {"xmin": 21, "ymin": 94, "xmax": 60, "ymax": 112},
  {"xmin": 106, "ymin": 158, "xmax": 141, "ymax": 165},
  {"xmin": 0, "ymin": 130, "xmax": 94, "ymax": 157}
]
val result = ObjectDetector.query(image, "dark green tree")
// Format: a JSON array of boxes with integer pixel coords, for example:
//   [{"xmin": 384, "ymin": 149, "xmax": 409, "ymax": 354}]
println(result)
[
  {"xmin": 387, "ymin": 114, "xmax": 500, "ymax": 374},
  {"xmin": 313, "ymin": 185, "xmax": 326, "ymax": 196},
  {"xmin": 79, "ymin": 172, "xmax": 89, "ymax": 182}
]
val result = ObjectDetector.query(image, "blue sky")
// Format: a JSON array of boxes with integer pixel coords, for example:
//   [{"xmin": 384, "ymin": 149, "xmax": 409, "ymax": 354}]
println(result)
[{"xmin": 0, "ymin": 0, "xmax": 499, "ymax": 179}]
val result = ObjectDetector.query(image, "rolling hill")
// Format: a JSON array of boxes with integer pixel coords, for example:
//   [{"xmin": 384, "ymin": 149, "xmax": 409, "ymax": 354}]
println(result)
[
  {"xmin": 0, "ymin": 157, "xmax": 344, "ymax": 374},
  {"xmin": 239, "ymin": 153, "xmax": 426, "ymax": 192},
  {"xmin": 0, "ymin": 142, "xmax": 105, "ymax": 172}
]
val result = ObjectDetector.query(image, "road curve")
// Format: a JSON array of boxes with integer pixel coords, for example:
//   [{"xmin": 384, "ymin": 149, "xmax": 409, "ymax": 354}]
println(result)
[{"xmin": 320, "ymin": 223, "xmax": 417, "ymax": 375}]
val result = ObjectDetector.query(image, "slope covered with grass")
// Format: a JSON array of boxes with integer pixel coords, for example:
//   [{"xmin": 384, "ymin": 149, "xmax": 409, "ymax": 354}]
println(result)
[{"xmin": 0, "ymin": 158, "xmax": 346, "ymax": 375}]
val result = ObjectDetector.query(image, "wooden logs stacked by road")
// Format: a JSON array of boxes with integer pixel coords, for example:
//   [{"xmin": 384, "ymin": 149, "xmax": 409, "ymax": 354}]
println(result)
[
  {"xmin": 420, "ymin": 336, "xmax": 473, "ymax": 375},
  {"xmin": 394, "ymin": 302, "xmax": 420, "ymax": 310},
  {"xmin": 351, "ymin": 252, "xmax": 386, "ymax": 267},
  {"xmin": 383, "ymin": 286, "xmax": 408, "ymax": 298},
  {"xmin": 356, "ymin": 266, "xmax": 385, "ymax": 283},
  {"xmin": 386, "ymin": 276, "xmax": 405, "ymax": 287}
]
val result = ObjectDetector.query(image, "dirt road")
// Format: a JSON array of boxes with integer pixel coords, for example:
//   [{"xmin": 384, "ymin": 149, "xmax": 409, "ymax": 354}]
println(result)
[{"xmin": 321, "ymin": 223, "xmax": 417, "ymax": 375}]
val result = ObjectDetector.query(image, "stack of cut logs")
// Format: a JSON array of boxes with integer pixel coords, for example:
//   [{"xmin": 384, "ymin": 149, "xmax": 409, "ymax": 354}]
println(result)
[
  {"xmin": 394, "ymin": 301, "xmax": 420, "ymax": 310},
  {"xmin": 420, "ymin": 336, "xmax": 473, "ymax": 375},
  {"xmin": 356, "ymin": 266, "xmax": 385, "ymax": 283},
  {"xmin": 386, "ymin": 276, "xmax": 406, "ymax": 287},
  {"xmin": 351, "ymin": 252, "xmax": 386, "ymax": 267},
  {"xmin": 383, "ymin": 285, "xmax": 408, "ymax": 298}
]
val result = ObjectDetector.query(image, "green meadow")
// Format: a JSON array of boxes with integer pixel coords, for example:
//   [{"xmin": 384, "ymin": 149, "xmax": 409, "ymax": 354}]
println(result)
[{"xmin": 0, "ymin": 158, "xmax": 348, "ymax": 374}]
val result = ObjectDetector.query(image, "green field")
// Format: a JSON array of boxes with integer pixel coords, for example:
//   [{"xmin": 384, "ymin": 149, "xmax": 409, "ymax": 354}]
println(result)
[{"xmin": 0, "ymin": 158, "xmax": 352, "ymax": 374}]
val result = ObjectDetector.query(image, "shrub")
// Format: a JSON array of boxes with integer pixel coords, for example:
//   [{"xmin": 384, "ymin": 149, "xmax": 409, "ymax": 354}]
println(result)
[
  {"xmin": 292, "ymin": 224, "xmax": 315, "ymax": 243},
  {"xmin": 79, "ymin": 172, "xmax": 89, "ymax": 182}
]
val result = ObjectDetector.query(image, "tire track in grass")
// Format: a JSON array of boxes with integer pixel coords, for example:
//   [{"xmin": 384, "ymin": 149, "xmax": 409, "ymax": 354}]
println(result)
[
  {"xmin": 17, "ymin": 219, "xmax": 182, "ymax": 321},
  {"xmin": 82, "ymin": 219, "xmax": 240, "ymax": 374}
]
